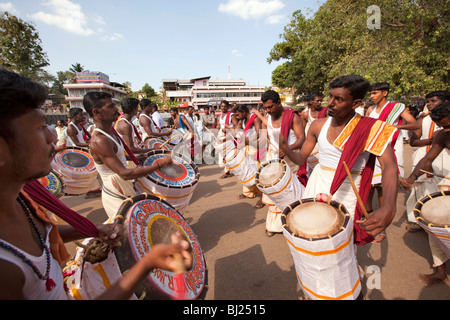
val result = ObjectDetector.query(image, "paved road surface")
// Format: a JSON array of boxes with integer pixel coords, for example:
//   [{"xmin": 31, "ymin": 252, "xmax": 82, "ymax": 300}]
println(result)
[{"xmin": 60, "ymin": 144, "xmax": 449, "ymax": 300}]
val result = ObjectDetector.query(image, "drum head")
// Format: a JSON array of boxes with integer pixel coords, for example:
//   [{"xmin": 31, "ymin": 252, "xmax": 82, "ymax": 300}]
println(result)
[
  {"xmin": 168, "ymin": 129, "xmax": 183, "ymax": 145},
  {"xmin": 143, "ymin": 150, "xmax": 199, "ymax": 188},
  {"xmin": 37, "ymin": 170, "xmax": 65, "ymax": 197},
  {"xmin": 52, "ymin": 148, "xmax": 96, "ymax": 172},
  {"xmin": 257, "ymin": 160, "xmax": 285, "ymax": 187},
  {"xmin": 145, "ymin": 137, "xmax": 171, "ymax": 151},
  {"xmin": 114, "ymin": 194, "xmax": 208, "ymax": 300},
  {"xmin": 284, "ymin": 199, "xmax": 347, "ymax": 240},
  {"xmin": 415, "ymin": 191, "xmax": 450, "ymax": 227}
]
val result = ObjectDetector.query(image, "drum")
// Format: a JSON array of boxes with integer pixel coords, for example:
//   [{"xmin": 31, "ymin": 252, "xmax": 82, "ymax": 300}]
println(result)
[
  {"xmin": 51, "ymin": 147, "xmax": 98, "ymax": 195},
  {"xmin": 64, "ymin": 194, "xmax": 208, "ymax": 300},
  {"xmin": 223, "ymin": 147, "xmax": 258, "ymax": 187},
  {"xmin": 166, "ymin": 128, "xmax": 184, "ymax": 146},
  {"xmin": 414, "ymin": 190, "xmax": 450, "ymax": 257},
  {"xmin": 281, "ymin": 197, "xmax": 361, "ymax": 300},
  {"xmin": 37, "ymin": 170, "xmax": 66, "ymax": 198},
  {"xmin": 135, "ymin": 150, "xmax": 200, "ymax": 214},
  {"xmin": 144, "ymin": 137, "xmax": 171, "ymax": 151},
  {"xmin": 255, "ymin": 159, "xmax": 304, "ymax": 211},
  {"xmin": 214, "ymin": 138, "xmax": 235, "ymax": 157}
]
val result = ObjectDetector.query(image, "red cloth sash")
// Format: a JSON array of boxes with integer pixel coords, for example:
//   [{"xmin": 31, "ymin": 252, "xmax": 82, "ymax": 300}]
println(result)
[
  {"xmin": 244, "ymin": 114, "xmax": 258, "ymax": 134},
  {"xmin": 23, "ymin": 181, "xmax": 99, "ymax": 239},
  {"xmin": 297, "ymin": 108, "xmax": 327, "ymax": 187},
  {"xmin": 80, "ymin": 123, "xmax": 91, "ymax": 141},
  {"xmin": 330, "ymin": 117, "xmax": 378, "ymax": 245},
  {"xmin": 111, "ymin": 127, "xmax": 140, "ymax": 166}
]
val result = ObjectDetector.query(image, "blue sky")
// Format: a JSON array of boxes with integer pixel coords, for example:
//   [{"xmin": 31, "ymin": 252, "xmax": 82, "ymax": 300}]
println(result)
[{"xmin": 1, "ymin": 0, "xmax": 325, "ymax": 92}]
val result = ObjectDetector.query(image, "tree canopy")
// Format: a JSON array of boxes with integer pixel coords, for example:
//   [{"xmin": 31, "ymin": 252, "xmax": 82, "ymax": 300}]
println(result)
[
  {"xmin": 0, "ymin": 11, "xmax": 52, "ymax": 83},
  {"xmin": 268, "ymin": 0, "xmax": 449, "ymax": 100}
]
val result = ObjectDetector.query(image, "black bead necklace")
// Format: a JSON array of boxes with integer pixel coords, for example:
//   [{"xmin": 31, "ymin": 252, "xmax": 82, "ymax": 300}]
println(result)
[{"xmin": 0, "ymin": 195, "xmax": 56, "ymax": 292}]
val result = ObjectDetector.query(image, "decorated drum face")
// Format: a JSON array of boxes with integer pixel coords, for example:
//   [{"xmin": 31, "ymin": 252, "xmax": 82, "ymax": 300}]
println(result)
[
  {"xmin": 37, "ymin": 170, "xmax": 65, "ymax": 198},
  {"xmin": 168, "ymin": 129, "xmax": 183, "ymax": 145},
  {"xmin": 52, "ymin": 147, "xmax": 96, "ymax": 174},
  {"xmin": 145, "ymin": 137, "xmax": 171, "ymax": 151},
  {"xmin": 414, "ymin": 190, "xmax": 450, "ymax": 227},
  {"xmin": 284, "ymin": 200, "xmax": 347, "ymax": 240},
  {"xmin": 114, "ymin": 194, "xmax": 208, "ymax": 300},
  {"xmin": 256, "ymin": 160, "xmax": 285, "ymax": 187},
  {"xmin": 51, "ymin": 147, "xmax": 98, "ymax": 195},
  {"xmin": 143, "ymin": 150, "xmax": 199, "ymax": 189}
]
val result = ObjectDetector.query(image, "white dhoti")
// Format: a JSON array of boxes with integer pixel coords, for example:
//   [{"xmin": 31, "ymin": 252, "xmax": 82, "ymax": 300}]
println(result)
[
  {"xmin": 304, "ymin": 165, "xmax": 362, "ymax": 219},
  {"xmin": 100, "ymin": 173, "xmax": 136, "ymax": 218}
]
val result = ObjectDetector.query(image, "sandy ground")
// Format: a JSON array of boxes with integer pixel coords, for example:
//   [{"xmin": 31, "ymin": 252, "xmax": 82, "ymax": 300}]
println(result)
[{"xmin": 59, "ymin": 144, "xmax": 449, "ymax": 300}]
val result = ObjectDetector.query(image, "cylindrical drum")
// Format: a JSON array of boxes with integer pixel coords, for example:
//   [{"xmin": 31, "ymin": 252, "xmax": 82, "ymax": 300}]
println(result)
[
  {"xmin": 282, "ymin": 198, "xmax": 361, "ymax": 300},
  {"xmin": 255, "ymin": 159, "xmax": 304, "ymax": 211},
  {"xmin": 51, "ymin": 147, "xmax": 98, "ymax": 195},
  {"xmin": 64, "ymin": 194, "xmax": 208, "ymax": 300},
  {"xmin": 144, "ymin": 137, "xmax": 171, "ymax": 151},
  {"xmin": 165, "ymin": 128, "xmax": 184, "ymax": 146},
  {"xmin": 223, "ymin": 147, "xmax": 258, "ymax": 187},
  {"xmin": 37, "ymin": 170, "xmax": 66, "ymax": 198},
  {"xmin": 214, "ymin": 138, "xmax": 235, "ymax": 157},
  {"xmin": 414, "ymin": 190, "xmax": 450, "ymax": 257},
  {"xmin": 135, "ymin": 150, "xmax": 200, "ymax": 214}
]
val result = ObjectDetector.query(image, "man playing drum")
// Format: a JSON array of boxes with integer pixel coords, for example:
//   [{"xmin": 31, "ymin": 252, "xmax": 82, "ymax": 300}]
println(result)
[
  {"xmin": 365, "ymin": 82, "xmax": 419, "ymax": 213},
  {"xmin": 218, "ymin": 100, "xmax": 239, "ymax": 179},
  {"xmin": 84, "ymin": 92, "xmax": 173, "ymax": 218},
  {"xmin": 281, "ymin": 75, "xmax": 399, "ymax": 245},
  {"xmin": 66, "ymin": 107, "xmax": 90, "ymax": 148},
  {"xmin": 0, "ymin": 68, "xmax": 192, "ymax": 299},
  {"xmin": 299, "ymin": 93, "xmax": 327, "ymax": 185},
  {"xmin": 405, "ymin": 91, "xmax": 449, "ymax": 232},
  {"xmin": 139, "ymin": 99, "xmax": 171, "ymax": 140},
  {"xmin": 115, "ymin": 97, "xmax": 154, "ymax": 167},
  {"xmin": 235, "ymin": 104, "xmax": 263, "ymax": 200},
  {"xmin": 260, "ymin": 90, "xmax": 305, "ymax": 237},
  {"xmin": 400, "ymin": 101, "xmax": 450, "ymax": 286}
]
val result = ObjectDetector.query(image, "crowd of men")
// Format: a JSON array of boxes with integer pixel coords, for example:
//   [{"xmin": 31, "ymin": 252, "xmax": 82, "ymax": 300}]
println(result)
[{"xmin": 0, "ymin": 67, "xmax": 448, "ymax": 300}]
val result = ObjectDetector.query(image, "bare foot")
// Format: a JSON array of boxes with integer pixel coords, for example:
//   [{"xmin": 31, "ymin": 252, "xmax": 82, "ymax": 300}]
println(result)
[{"xmin": 418, "ymin": 265, "xmax": 448, "ymax": 286}]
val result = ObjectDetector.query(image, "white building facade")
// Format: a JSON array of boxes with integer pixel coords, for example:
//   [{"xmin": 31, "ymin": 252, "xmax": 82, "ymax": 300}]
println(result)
[
  {"xmin": 163, "ymin": 76, "xmax": 265, "ymax": 110},
  {"xmin": 64, "ymin": 72, "xmax": 127, "ymax": 110}
]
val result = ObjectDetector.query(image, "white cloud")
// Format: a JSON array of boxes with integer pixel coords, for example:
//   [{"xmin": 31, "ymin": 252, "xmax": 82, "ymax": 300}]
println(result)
[
  {"xmin": 101, "ymin": 33, "xmax": 124, "ymax": 42},
  {"xmin": 0, "ymin": 2, "xmax": 19, "ymax": 14},
  {"xmin": 218, "ymin": 0, "xmax": 285, "ymax": 20},
  {"xmin": 265, "ymin": 14, "xmax": 286, "ymax": 24},
  {"xmin": 232, "ymin": 49, "xmax": 243, "ymax": 57},
  {"xmin": 30, "ymin": 0, "xmax": 95, "ymax": 36}
]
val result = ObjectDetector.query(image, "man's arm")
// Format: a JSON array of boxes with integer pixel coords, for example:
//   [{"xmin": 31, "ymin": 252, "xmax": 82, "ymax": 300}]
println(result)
[
  {"xmin": 396, "ymin": 109, "xmax": 420, "ymax": 131},
  {"xmin": 180, "ymin": 115, "xmax": 194, "ymax": 134},
  {"xmin": 404, "ymin": 130, "xmax": 446, "ymax": 185},
  {"xmin": 67, "ymin": 125, "xmax": 89, "ymax": 148},
  {"xmin": 90, "ymin": 135, "xmax": 172, "ymax": 181},
  {"xmin": 281, "ymin": 118, "xmax": 323, "ymax": 165},
  {"xmin": 117, "ymin": 121, "xmax": 150, "ymax": 154},
  {"xmin": 140, "ymin": 116, "xmax": 169, "ymax": 138},
  {"xmin": 357, "ymin": 146, "xmax": 398, "ymax": 240}
]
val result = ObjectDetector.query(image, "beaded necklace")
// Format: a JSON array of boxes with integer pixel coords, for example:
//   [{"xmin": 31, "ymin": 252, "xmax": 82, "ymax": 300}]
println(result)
[{"xmin": 0, "ymin": 195, "xmax": 56, "ymax": 292}]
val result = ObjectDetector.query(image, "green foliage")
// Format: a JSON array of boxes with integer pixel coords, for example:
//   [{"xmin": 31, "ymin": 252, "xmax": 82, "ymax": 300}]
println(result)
[
  {"xmin": 268, "ymin": 0, "xmax": 450, "ymax": 99},
  {"xmin": 0, "ymin": 12, "xmax": 52, "ymax": 83}
]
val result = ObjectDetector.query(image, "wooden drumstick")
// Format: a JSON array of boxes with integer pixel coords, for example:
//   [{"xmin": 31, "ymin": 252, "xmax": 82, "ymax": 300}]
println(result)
[
  {"xmin": 156, "ymin": 136, "xmax": 173, "ymax": 149},
  {"xmin": 343, "ymin": 161, "xmax": 370, "ymax": 220},
  {"xmin": 420, "ymin": 169, "xmax": 450, "ymax": 180}
]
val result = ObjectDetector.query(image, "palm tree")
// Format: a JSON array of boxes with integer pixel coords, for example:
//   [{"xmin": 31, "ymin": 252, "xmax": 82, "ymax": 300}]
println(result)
[{"xmin": 69, "ymin": 62, "xmax": 84, "ymax": 83}]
